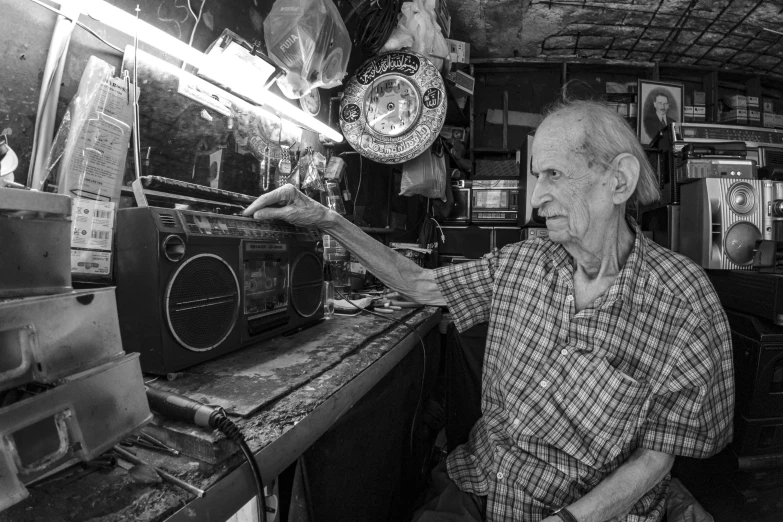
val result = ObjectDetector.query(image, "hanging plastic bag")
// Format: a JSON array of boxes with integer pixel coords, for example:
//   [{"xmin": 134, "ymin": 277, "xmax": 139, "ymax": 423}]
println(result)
[
  {"xmin": 400, "ymin": 146, "xmax": 447, "ymax": 200},
  {"xmin": 263, "ymin": 0, "xmax": 352, "ymax": 99},
  {"xmin": 301, "ymin": 151, "xmax": 327, "ymax": 192},
  {"xmin": 382, "ymin": 0, "xmax": 449, "ymax": 71}
]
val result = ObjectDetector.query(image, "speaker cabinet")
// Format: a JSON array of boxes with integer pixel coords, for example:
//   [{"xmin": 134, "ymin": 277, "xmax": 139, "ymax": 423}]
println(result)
[
  {"xmin": 439, "ymin": 226, "xmax": 492, "ymax": 258},
  {"xmin": 727, "ymin": 309, "xmax": 783, "ymax": 420},
  {"xmin": 680, "ymin": 179, "xmax": 764, "ymax": 269}
]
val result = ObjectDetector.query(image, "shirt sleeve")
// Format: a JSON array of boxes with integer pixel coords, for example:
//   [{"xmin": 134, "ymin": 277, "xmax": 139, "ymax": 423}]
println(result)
[
  {"xmin": 433, "ymin": 248, "xmax": 502, "ymax": 333},
  {"xmin": 638, "ymin": 309, "xmax": 735, "ymax": 458}
]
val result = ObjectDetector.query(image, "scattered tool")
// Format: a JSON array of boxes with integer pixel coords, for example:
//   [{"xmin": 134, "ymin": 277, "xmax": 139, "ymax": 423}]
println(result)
[{"xmin": 113, "ymin": 445, "xmax": 205, "ymax": 498}]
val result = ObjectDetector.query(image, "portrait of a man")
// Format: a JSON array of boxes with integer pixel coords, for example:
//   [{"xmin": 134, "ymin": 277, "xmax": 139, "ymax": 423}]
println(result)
[{"xmin": 638, "ymin": 80, "xmax": 684, "ymax": 145}]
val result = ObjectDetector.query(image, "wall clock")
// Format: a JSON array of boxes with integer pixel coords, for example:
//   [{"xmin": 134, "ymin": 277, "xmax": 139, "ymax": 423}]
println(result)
[
  {"xmin": 339, "ymin": 50, "xmax": 446, "ymax": 164},
  {"xmin": 299, "ymin": 88, "xmax": 321, "ymax": 117}
]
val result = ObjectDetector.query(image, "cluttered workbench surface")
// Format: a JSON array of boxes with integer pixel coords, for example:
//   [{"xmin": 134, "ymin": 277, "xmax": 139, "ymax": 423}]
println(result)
[{"xmin": 0, "ymin": 306, "xmax": 441, "ymax": 522}]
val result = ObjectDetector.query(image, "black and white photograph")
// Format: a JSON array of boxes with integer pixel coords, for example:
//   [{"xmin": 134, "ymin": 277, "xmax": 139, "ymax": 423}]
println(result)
[{"xmin": 638, "ymin": 79, "xmax": 684, "ymax": 146}]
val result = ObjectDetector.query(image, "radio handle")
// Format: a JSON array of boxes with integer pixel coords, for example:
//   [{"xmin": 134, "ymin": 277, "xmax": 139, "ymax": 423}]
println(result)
[{"xmin": 131, "ymin": 178, "xmax": 149, "ymax": 208}]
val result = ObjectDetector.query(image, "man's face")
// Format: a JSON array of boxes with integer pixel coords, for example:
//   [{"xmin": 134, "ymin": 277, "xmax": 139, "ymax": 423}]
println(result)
[
  {"xmin": 530, "ymin": 114, "xmax": 616, "ymax": 247},
  {"xmin": 653, "ymin": 95, "xmax": 669, "ymax": 117}
]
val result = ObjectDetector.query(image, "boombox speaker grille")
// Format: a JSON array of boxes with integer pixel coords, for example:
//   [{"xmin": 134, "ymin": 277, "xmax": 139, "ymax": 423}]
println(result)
[
  {"xmin": 725, "ymin": 222, "xmax": 761, "ymax": 266},
  {"xmin": 166, "ymin": 254, "xmax": 239, "ymax": 352},
  {"xmin": 291, "ymin": 252, "xmax": 323, "ymax": 318}
]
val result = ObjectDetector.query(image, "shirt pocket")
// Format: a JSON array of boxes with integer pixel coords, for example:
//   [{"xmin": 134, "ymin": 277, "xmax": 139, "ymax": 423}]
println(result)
[{"xmin": 560, "ymin": 353, "xmax": 651, "ymax": 469}]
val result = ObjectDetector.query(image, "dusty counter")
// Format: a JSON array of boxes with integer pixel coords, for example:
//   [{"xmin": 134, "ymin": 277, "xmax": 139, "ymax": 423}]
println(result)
[{"xmin": 1, "ymin": 306, "xmax": 442, "ymax": 522}]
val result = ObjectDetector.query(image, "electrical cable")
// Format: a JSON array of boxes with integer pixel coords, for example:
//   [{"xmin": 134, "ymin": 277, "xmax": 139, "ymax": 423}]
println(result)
[
  {"xmin": 182, "ymin": 0, "xmax": 206, "ymax": 69},
  {"xmin": 355, "ymin": 155, "xmax": 363, "ymax": 215},
  {"xmin": 334, "ymin": 287, "xmax": 428, "ymax": 453},
  {"xmin": 26, "ymin": 0, "xmax": 123, "ymax": 54},
  {"xmin": 144, "ymin": 386, "xmax": 268, "ymax": 521},
  {"xmin": 351, "ymin": 0, "xmax": 401, "ymax": 56}
]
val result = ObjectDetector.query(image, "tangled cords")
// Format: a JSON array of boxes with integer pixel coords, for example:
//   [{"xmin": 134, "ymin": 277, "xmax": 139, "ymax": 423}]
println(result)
[{"xmin": 346, "ymin": 0, "xmax": 401, "ymax": 55}]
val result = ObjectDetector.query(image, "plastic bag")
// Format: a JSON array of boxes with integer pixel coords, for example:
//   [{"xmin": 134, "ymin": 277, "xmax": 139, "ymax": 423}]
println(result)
[
  {"xmin": 382, "ymin": 0, "xmax": 449, "ymax": 71},
  {"xmin": 400, "ymin": 146, "xmax": 447, "ymax": 200},
  {"xmin": 301, "ymin": 151, "xmax": 327, "ymax": 192},
  {"xmin": 264, "ymin": 0, "xmax": 352, "ymax": 99}
]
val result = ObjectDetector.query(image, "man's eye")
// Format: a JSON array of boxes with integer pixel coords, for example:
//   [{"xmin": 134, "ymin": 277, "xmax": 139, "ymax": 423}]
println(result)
[
  {"xmin": 550, "ymin": 170, "xmax": 562, "ymax": 180},
  {"xmin": 531, "ymin": 172, "xmax": 540, "ymax": 179}
]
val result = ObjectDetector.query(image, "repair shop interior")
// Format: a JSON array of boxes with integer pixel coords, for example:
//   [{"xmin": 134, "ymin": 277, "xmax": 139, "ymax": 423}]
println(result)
[{"xmin": 2, "ymin": 0, "xmax": 783, "ymax": 521}]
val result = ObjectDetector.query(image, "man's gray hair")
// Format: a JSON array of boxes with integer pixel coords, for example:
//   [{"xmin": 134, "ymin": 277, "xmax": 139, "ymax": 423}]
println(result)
[{"xmin": 542, "ymin": 99, "xmax": 660, "ymax": 207}]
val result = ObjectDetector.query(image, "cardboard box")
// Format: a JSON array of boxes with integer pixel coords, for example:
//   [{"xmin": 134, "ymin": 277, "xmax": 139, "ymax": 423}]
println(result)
[
  {"xmin": 694, "ymin": 91, "xmax": 706, "ymax": 106},
  {"xmin": 452, "ymin": 70, "xmax": 474, "ymax": 95},
  {"xmin": 629, "ymin": 102, "xmax": 637, "ymax": 118},
  {"xmin": 775, "ymin": 114, "xmax": 783, "ymax": 128},
  {"xmin": 693, "ymin": 106, "xmax": 706, "ymax": 120},
  {"xmin": 764, "ymin": 112, "xmax": 776, "ymax": 128},
  {"xmin": 747, "ymin": 96, "xmax": 759, "ymax": 108},
  {"xmin": 684, "ymin": 106, "xmax": 694, "ymax": 121},
  {"xmin": 727, "ymin": 95, "xmax": 748, "ymax": 109},
  {"xmin": 446, "ymin": 39, "xmax": 470, "ymax": 64},
  {"xmin": 721, "ymin": 108, "xmax": 748, "ymax": 124},
  {"xmin": 764, "ymin": 99, "xmax": 775, "ymax": 113},
  {"xmin": 749, "ymin": 109, "xmax": 761, "ymax": 124}
]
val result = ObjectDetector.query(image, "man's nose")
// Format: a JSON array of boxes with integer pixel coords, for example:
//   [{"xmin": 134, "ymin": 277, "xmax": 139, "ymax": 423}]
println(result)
[{"xmin": 530, "ymin": 176, "xmax": 551, "ymax": 209}]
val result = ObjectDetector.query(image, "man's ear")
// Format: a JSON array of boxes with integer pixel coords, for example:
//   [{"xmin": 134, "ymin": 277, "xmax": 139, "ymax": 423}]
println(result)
[{"xmin": 611, "ymin": 153, "xmax": 640, "ymax": 205}]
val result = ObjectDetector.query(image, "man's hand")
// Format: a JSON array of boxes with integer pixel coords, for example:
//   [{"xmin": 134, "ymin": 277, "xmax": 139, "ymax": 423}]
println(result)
[{"xmin": 242, "ymin": 185, "xmax": 330, "ymax": 228}]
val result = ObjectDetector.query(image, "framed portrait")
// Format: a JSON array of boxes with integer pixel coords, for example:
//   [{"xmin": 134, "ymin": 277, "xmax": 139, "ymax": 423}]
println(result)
[{"xmin": 637, "ymin": 80, "xmax": 684, "ymax": 146}]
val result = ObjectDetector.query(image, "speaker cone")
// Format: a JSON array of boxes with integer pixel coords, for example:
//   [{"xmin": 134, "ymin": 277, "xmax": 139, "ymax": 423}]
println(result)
[
  {"xmin": 724, "ymin": 221, "xmax": 761, "ymax": 266},
  {"xmin": 166, "ymin": 254, "xmax": 239, "ymax": 351},
  {"xmin": 727, "ymin": 182, "xmax": 756, "ymax": 214}
]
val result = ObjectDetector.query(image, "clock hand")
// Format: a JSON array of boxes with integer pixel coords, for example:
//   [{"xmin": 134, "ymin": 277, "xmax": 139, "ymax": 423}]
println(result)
[{"xmin": 369, "ymin": 110, "xmax": 394, "ymax": 126}]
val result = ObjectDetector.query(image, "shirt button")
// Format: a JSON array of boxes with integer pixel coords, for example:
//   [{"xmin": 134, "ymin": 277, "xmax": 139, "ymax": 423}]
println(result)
[
  {"xmin": 497, "ymin": 472, "xmax": 504, "ymax": 480},
  {"xmin": 540, "ymin": 380, "xmax": 549, "ymax": 388},
  {"xmin": 565, "ymin": 295, "xmax": 574, "ymax": 302},
  {"xmin": 513, "ymin": 418, "xmax": 521, "ymax": 427},
  {"xmin": 561, "ymin": 348, "xmax": 568, "ymax": 356}
]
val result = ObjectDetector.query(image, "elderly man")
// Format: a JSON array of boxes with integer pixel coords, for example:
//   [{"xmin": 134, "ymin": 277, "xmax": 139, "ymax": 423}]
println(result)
[{"xmin": 243, "ymin": 100, "xmax": 734, "ymax": 522}]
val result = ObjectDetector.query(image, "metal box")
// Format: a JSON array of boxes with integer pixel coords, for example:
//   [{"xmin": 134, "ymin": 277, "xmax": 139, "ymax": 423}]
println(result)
[
  {"xmin": 0, "ymin": 353, "xmax": 152, "ymax": 511},
  {"xmin": 0, "ymin": 288, "xmax": 124, "ymax": 392},
  {"xmin": 0, "ymin": 188, "xmax": 72, "ymax": 298}
]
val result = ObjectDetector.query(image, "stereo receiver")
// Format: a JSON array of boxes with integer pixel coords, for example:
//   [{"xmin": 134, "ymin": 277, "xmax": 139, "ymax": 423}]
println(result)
[{"xmin": 115, "ymin": 207, "xmax": 324, "ymax": 374}]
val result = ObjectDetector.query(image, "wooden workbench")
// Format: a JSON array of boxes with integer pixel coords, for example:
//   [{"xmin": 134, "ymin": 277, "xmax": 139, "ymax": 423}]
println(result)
[{"xmin": 1, "ymin": 306, "xmax": 442, "ymax": 522}]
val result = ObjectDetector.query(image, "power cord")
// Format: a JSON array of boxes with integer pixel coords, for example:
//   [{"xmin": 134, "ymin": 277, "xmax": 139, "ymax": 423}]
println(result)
[
  {"xmin": 144, "ymin": 386, "xmax": 268, "ymax": 521},
  {"xmin": 348, "ymin": 0, "xmax": 401, "ymax": 55},
  {"xmin": 333, "ymin": 288, "xmax": 428, "ymax": 453},
  {"xmin": 26, "ymin": 0, "xmax": 123, "ymax": 54}
]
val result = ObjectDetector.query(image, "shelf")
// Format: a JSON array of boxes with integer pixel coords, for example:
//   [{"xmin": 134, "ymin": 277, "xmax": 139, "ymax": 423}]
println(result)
[
  {"xmin": 471, "ymin": 148, "xmax": 516, "ymax": 153},
  {"xmin": 360, "ymin": 227, "xmax": 394, "ymax": 235}
]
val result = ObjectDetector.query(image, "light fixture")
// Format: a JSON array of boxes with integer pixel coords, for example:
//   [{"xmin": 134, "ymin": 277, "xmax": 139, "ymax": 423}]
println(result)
[{"xmin": 55, "ymin": 0, "xmax": 344, "ymax": 143}]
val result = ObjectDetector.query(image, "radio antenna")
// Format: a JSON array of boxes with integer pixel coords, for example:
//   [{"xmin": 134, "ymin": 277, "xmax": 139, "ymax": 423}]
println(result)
[{"xmin": 131, "ymin": 5, "xmax": 142, "ymax": 180}]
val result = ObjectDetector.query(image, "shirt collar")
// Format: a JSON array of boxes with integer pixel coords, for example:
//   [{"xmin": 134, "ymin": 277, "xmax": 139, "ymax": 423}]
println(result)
[{"xmin": 547, "ymin": 215, "xmax": 648, "ymax": 307}]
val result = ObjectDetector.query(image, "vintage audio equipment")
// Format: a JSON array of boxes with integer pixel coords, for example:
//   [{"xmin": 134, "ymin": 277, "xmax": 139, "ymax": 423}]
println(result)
[
  {"xmin": 726, "ymin": 309, "xmax": 783, "ymax": 420},
  {"xmin": 641, "ymin": 204, "xmax": 680, "ymax": 252},
  {"xmin": 735, "ymin": 415, "xmax": 783, "ymax": 457},
  {"xmin": 680, "ymin": 179, "xmax": 764, "ymax": 269},
  {"xmin": 672, "ymin": 123, "xmax": 783, "ymax": 166},
  {"xmin": 0, "ymin": 188, "xmax": 72, "ymax": 298},
  {"xmin": 524, "ymin": 227, "xmax": 548, "ymax": 240},
  {"xmin": 445, "ymin": 183, "xmax": 470, "ymax": 224},
  {"xmin": 439, "ymin": 225, "xmax": 492, "ymax": 259},
  {"xmin": 115, "ymin": 207, "xmax": 324, "ymax": 374},
  {"xmin": 494, "ymin": 227, "xmax": 522, "ymax": 249},
  {"xmin": 339, "ymin": 50, "xmax": 446, "ymax": 164},
  {"xmin": 764, "ymin": 180, "xmax": 783, "ymax": 241},
  {"xmin": 471, "ymin": 178, "xmax": 520, "ymax": 224},
  {"xmin": 708, "ymin": 270, "xmax": 783, "ymax": 326},
  {"xmin": 676, "ymin": 158, "xmax": 756, "ymax": 184}
]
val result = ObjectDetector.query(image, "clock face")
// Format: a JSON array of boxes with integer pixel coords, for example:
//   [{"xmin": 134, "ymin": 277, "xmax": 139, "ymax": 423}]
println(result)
[
  {"xmin": 299, "ymin": 89, "xmax": 321, "ymax": 116},
  {"xmin": 363, "ymin": 75, "xmax": 420, "ymax": 137}
]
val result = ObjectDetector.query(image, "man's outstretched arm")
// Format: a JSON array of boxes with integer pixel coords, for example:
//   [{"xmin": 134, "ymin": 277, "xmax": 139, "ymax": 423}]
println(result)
[
  {"xmin": 243, "ymin": 185, "xmax": 447, "ymax": 306},
  {"xmin": 544, "ymin": 448, "xmax": 674, "ymax": 522}
]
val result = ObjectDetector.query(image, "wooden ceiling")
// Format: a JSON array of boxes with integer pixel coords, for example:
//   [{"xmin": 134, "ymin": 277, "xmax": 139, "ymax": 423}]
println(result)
[{"xmin": 447, "ymin": 0, "xmax": 783, "ymax": 74}]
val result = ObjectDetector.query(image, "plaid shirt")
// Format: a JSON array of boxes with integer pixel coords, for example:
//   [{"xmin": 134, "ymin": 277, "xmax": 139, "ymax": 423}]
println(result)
[{"xmin": 434, "ymin": 222, "xmax": 734, "ymax": 522}]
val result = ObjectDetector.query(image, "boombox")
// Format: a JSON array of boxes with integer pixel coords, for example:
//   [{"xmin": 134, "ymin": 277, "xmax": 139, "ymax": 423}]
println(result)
[
  {"xmin": 115, "ymin": 207, "xmax": 324, "ymax": 374},
  {"xmin": 680, "ymin": 178, "xmax": 764, "ymax": 269}
]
